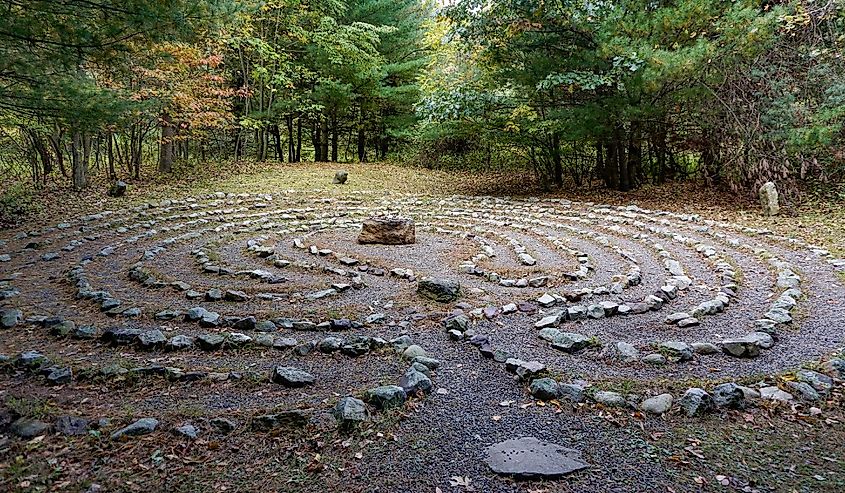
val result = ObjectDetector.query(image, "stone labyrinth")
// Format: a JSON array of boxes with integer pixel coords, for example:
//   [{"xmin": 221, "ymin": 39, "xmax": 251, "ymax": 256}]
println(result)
[{"xmin": 2, "ymin": 189, "xmax": 845, "ymax": 450}]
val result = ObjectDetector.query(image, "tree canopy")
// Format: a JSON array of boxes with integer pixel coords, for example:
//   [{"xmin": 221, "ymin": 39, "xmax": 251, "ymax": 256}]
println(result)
[{"xmin": 0, "ymin": 0, "xmax": 842, "ymax": 198}]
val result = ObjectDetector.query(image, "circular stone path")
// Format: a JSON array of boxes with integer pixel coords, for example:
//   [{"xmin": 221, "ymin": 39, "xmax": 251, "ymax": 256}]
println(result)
[{"xmin": 1, "ymin": 189, "xmax": 844, "ymax": 491}]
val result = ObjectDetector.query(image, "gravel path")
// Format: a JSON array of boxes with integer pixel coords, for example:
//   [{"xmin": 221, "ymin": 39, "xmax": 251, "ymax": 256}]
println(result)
[{"xmin": 1, "ymin": 189, "xmax": 843, "ymax": 492}]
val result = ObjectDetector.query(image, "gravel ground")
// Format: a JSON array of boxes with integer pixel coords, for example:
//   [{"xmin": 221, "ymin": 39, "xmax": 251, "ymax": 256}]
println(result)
[{"xmin": 1, "ymin": 185, "xmax": 844, "ymax": 492}]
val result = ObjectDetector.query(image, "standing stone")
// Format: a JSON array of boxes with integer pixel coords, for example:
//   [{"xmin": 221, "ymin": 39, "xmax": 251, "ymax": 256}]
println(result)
[
  {"xmin": 759, "ymin": 181, "xmax": 779, "ymax": 216},
  {"xmin": 333, "ymin": 170, "xmax": 348, "ymax": 184},
  {"xmin": 357, "ymin": 217, "xmax": 415, "ymax": 245},
  {"xmin": 485, "ymin": 437, "xmax": 590, "ymax": 478},
  {"xmin": 109, "ymin": 180, "xmax": 127, "ymax": 197}
]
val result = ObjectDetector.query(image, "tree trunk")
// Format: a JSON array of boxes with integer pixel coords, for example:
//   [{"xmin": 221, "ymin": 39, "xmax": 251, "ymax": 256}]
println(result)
[
  {"xmin": 617, "ymin": 126, "xmax": 630, "ymax": 192},
  {"xmin": 330, "ymin": 113, "xmax": 338, "ymax": 162},
  {"xmin": 49, "ymin": 132, "xmax": 66, "ymax": 178},
  {"xmin": 71, "ymin": 130, "xmax": 87, "ymax": 190},
  {"xmin": 626, "ymin": 122, "xmax": 642, "ymax": 190},
  {"xmin": 312, "ymin": 120, "xmax": 321, "ymax": 162},
  {"xmin": 606, "ymin": 138, "xmax": 619, "ymax": 190},
  {"xmin": 295, "ymin": 117, "xmax": 302, "ymax": 163},
  {"xmin": 107, "ymin": 132, "xmax": 115, "ymax": 178},
  {"xmin": 320, "ymin": 115, "xmax": 329, "ymax": 162},
  {"xmin": 271, "ymin": 124, "xmax": 283, "ymax": 161},
  {"xmin": 158, "ymin": 112, "xmax": 176, "ymax": 173},
  {"xmin": 551, "ymin": 133, "xmax": 563, "ymax": 187},
  {"xmin": 286, "ymin": 116, "xmax": 294, "ymax": 162}
]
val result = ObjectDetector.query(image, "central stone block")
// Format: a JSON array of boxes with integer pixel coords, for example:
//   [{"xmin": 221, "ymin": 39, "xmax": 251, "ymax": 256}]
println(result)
[{"xmin": 357, "ymin": 216, "xmax": 415, "ymax": 245}]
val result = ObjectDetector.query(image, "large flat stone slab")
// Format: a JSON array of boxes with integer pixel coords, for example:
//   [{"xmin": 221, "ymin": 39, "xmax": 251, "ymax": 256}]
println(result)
[{"xmin": 484, "ymin": 437, "xmax": 589, "ymax": 478}]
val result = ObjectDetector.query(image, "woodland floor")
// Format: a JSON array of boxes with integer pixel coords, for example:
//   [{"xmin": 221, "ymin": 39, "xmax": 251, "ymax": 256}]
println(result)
[{"xmin": 1, "ymin": 162, "xmax": 844, "ymax": 493}]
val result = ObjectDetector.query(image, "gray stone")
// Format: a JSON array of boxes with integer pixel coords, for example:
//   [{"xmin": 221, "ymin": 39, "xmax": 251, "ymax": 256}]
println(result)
[
  {"xmin": 786, "ymin": 381, "xmax": 820, "ymax": 401},
  {"xmin": 233, "ymin": 317, "xmax": 257, "ymax": 331},
  {"xmin": 399, "ymin": 367, "xmax": 433, "ymax": 395},
  {"xmin": 593, "ymin": 391, "xmax": 627, "ymax": 408},
  {"xmin": 210, "ymin": 418, "xmax": 236, "ymax": 433},
  {"xmin": 640, "ymin": 394, "xmax": 673, "ymax": 414},
  {"xmin": 138, "ymin": 329, "xmax": 166, "ymax": 349},
  {"xmin": 358, "ymin": 216, "xmax": 415, "ymax": 245},
  {"xmin": 365, "ymin": 385, "xmax": 407, "ymax": 409},
  {"xmin": 534, "ymin": 314, "xmax": 561, "ymax": 329},
  {"xmin": 538, "ymin": 327, "xmax": 562, "ymax": 342},
  {"xmin": 677, "ymin": 318, "xmax": 700, "ymax": 328},
  {"xmin": 319, "ymin": 336, "xmax": 344, "ymax": 353},
  {"xmin": 642, "ymin": 353, "xmax": 667, "ymax": 365},
  {"xmin": 271, "ymin": 366, "xmax": 314, "ymax": 387},
  {"xmin": 529, "ymin": 378, "xmax": 560, "ymax": 401},
  {"xmin": 567, "ymin": 305, "xmax": 587, "ymax": 320},
  {"xmin": 659, "ymin": 341, "xmax": 693, "ymax": 361},
  {"xmin": 679, "ymin": 388, "xmax": 713, "ymax": 416},
  {"xmin": 551, "ymin": 333, "xmax": 593, "ymax": 353},
  {"xmin": 332, "ymin": 397, "xmax": 368, "ymax": 425},
  {"xmin": 402, "ymin": 344, "xmax": 427, "ymax": 360},
  {"xmin": 11, "ymin": 418, "xmax": 51, "ymax": 438},
  {"xmin": 537, "ymin": 293, "xmax": 556, "ymax": 307},
  {"xmin": 0, "ymin": 308, "xmax": 23, "ymax": 329},
  {"xmin": 166, "ymin": 335, "xmax": 194, "ymax": 351},
  {"xmin": 759, "ymin": 181, "xmax": 779, "ymax": 216},
  {"xmin": 720, "ymin": 339, "xmax": 761, "ymax": 358},
  {"xmin": 224, "ymin": 290, "xmax": 250, "ymax": 302},
  {"xmin": 691, "ymin": 342, "xmax": 720, "ymax": 355},
  {"xmin": 615, "ymin": 342, "xmax": 639, "ymax": 362},
  {"xmin": 417, "ymin": 278, "xmax": 460, "ymax": 303},
  {"xmin": 109, "ymin": 180, "xmax": 127, "ymax": 197},
  {"xmin": 412, "ymin": 356, "xmax": 441, "ymax": 370},
  {"xmin": 760, "ymin": 386, "xmax": 793, "ymax": 402},
  {"xmin": 796, "ymin": 370, "xmax": 833, "ymax": 393},
  {"xmin": 485, "ymin": 437, "xmax": 589, "ymax": 478},
  {"xmin": 16, "ymin": 350, "xmax": 47, "ymax": 369},
  {"xmin": 712, "ymin": 383, "xmax": 745, "ymax": 408},
  {"xmin": 586, "ymin": 304, "xmax": 605, "ymax": 319},
  {"xmin": 558, "ymin": 383, "xmax": 585, "ymax": 403},
  {"xmin": 55, "ymin": 416, "xmax": 88, "ymax": 435},
  {"xmin": 111, "ymin": 418, "xmax": 159, "ymax": 440},
  {"xmin": 333, "ymin": 170, "xmax": 348, "ymax": 184},
  {"xmin": 46, "ymin": 366, "xmax": 72, "ymax": 385},
  {"xmin": 196, "ymin": 333, "xmax": 225, "ymax": 350},
  {"xmin": 443, "ymin": 314, "xmax": 470, "ymax": 332},
  {"xmin": 173, "ymin": 423, "xmax": 198, "ymax": 439}
]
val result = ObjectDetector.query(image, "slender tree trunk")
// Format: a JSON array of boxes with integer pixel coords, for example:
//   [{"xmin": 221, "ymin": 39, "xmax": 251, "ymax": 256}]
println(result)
[
  {"xmin": 312, "ymin": 120, "xmax": 321, "ymax": 161},
  {"xmin": 271, "ymin": 124, "xmax": 283, "ymax": 161},
  {"xmin": 158, "ymin": 112, "xmax": 176, "ymax": 173},
  {"xmin": 49, "ymin": 132, "xmax": 66, "ymax": 178},
  {"xmin": 606, "ymin": 137, "xmax": 619, "ymax": 190},
  {"xmin": 551, "ymin": 133, "xmax": 563, "ymax": 187},
  {"xmin": 626, "ymin": 122, "xmax": 642, "ymax": 190},
  {"xmin": 107, "ymin": 132, "xmax": 115, "ymax": 178},
  {"xmin": 295, "ymin": 117, "xmax": 302, "ymax": 163},
  {"xmin": 320, "ymin": 115, "xmax": 329, "ymax": 162},
  {"xmin": 330, "ymin": 113, "xmax": 338, "ymax": 162},
  {"xmin": 286, "ymin": 116, "xmax": 294, "ymax": 162},
  {"xmin": 71, "ymin": 130, "xmax": 87, "ymax": 190}
]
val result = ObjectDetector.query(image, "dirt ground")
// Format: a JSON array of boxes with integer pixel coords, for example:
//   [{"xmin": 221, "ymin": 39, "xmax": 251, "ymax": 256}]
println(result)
[{"xmin": 1, "ymin": 162, "xmax": 844, "ymax": 493}]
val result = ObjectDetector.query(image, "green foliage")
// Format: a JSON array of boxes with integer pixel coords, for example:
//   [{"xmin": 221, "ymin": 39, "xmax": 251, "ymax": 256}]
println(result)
[{"xmin": 0, "ymin": 183, "xmax": 40, "ymax": 225}]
